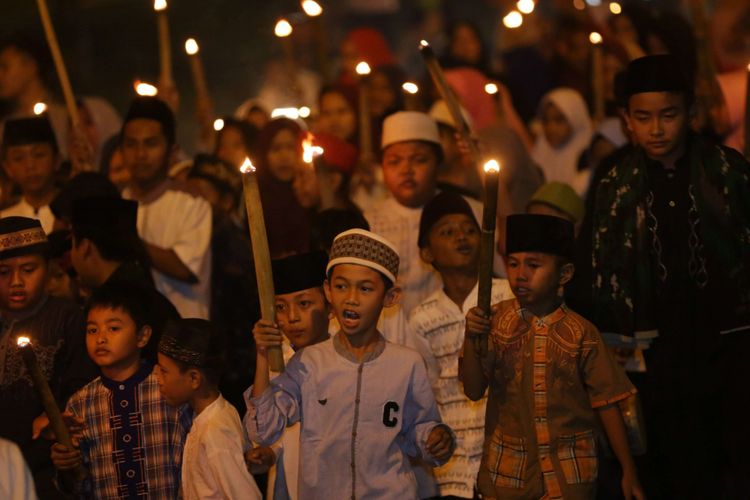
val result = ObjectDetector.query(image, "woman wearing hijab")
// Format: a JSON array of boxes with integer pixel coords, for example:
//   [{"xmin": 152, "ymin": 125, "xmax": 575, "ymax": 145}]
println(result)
[{"xmin": 531, "ymin": 87, "xmax": 593, "ymax": 197}]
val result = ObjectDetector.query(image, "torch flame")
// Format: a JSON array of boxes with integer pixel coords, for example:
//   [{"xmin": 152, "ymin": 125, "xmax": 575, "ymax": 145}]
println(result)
[
  {"xmin": 301, "ymin": 0, "xmax": 323, "ymax": 17},
  {"xmin": 17, "ymin": 336, "xmax": 31, "ymax": 348},
  {"xmin": 355, "ymin": 61, "xmax": 371, "ymax": 76},
  {"xmin": 484, "ymin": 83, "xmax": 499, "ymax": 95},
  {"xmin": 302, "ymin": 133, "xmax": 324, "ymax": 164},
  {"xmin": 502, "ymin": 11, "xmax": 523, "ymax": 29},
  {"xmin": 153, "ymin": 0, "xmax": 167, "ymax": 11},
  {"xmin": 134, "ymin": 81, "xmax": 158, "ymax": 96},
  {"xmin": 240, "ymin": 157, "xmax": 256, "ymax": 174},
  {"xmin": 213, "ymin": 119, "xmax": 225, "ymax": 131},
  {"xmin": 185, "ymin": 38, "xmax": 199, "ymax": 55},
  {"xmin": 298, "ymin": 106, "xmax": 311, "ymax": 118},
  {"xmin": 517, "ymin": 0, "xmax": 535, "ymax": 14},
  {"xmin": 419, "ymin": 39, "xmax": 429, "ymax": 48},
  {"xmin": 483, "ymin": 159, "xmax": 501, "ymax": 173},
  {"xmin": 33, "ymin": 102, "xmax": 47, "ymax": 115},
  {"xmin": 589, "ymin": 32, "xmax": 603, "ymax": 45},
  {"xmin": 402, "ymin": 82, "xmax": 419, "ymax": 94},
  {"xmin": 275, "ymin": 19, "xmax": 293, "ymax": 38}
]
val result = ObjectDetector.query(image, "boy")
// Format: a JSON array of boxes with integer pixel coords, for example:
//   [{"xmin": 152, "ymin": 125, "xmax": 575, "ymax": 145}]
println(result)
[
  {"xmin": 246, "ymin": 229, "xmax": 455, "ymax": 499},
  {"xmin": 408, "ymin": 191, "xmax": 514, "ymax": 498},
  {"xmin": 1, "ymin": 117, "xmax": 60, "ymax": 233},
  {"xmin": 156, "ymin": 319, "xmax": 261, "ymax": 500},
  {"xmin": 120, "ymin": 97, "xmax": 212, "ymax": 319},
  {"xmin": 246, "ymin": 250, "xmax": 331, "ymax": 500},
  {"xmin": 574, "ymin": 54, "xmax": 750, "ymax": 496},
  {"xmin": 50, "ymin": 284, "xmax": 190, "ymax": 498},
  {"xmin": 462, "ymin": 214, "xmax": 643, "ymax": 500},
  {"xmin": 0, "ymin": 216, "xmax": 93, "ymax": 498},
  {"xmin": 69, "ymin": 196, "xmax": 180, "ymax": 361},
  {"xmin": 364, "ymin": 111, "xmax": 490, "ymax": 316}
]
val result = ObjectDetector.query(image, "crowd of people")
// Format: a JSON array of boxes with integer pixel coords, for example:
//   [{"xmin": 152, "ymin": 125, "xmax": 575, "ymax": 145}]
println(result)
[{"xmin": 0, "ymin": 1, "xmax": 749, "ymax": 499}]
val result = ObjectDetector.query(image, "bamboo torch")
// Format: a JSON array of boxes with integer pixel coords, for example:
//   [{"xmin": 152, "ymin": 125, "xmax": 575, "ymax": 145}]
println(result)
[
  {"xmin": 154, "ymin": 0, "xmax": 172, "ymax": 86},
  {"xmin": 475, "ymin": 159, "xmax": 501, "ymax": 356},
  {"xmin": 34, "ymin": 0, "xmax": 80, "ymax": 127},
  {"xmin": 17, "ymin": 336, "xmax": 87, "ymax": 482},
  {"xmin": 240, "ymin": 159, "xmax": 284, "ymax": 372},
  {"xmin": 419, "ymin": 40, "xmax": 481, "ymax": 164},
  {"xmin": 401, "ymin": 81, "xmax": 420, "ymax": 111},
  {"xmin": 184, "ymin": 38, "xmax": 210, "ymax": 100},
  {"xmin": 301, "ymin": 1, "xmax": 329, "ymax": 81},
  {"xmin": 589, "ymin": 32, "xmax": 605, "ymax": 124},
  {"xmin": 355, "ymin": 61, "xmax": 374, "ymax": 165},
  {"xmin": 302, "ymin": 133, "xmax": 334, "ymax": 209}
]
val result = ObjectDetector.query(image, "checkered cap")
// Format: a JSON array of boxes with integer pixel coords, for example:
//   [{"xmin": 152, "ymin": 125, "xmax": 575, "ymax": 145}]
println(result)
[{"xmin": 327, "ymin": 229, "xmax": 399, "ymax": 283}]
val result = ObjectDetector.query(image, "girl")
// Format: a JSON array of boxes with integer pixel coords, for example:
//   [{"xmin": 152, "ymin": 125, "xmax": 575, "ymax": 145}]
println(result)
[{"xmin": 531, "ymin": 87, "xmax": 593, "ymax": 196}]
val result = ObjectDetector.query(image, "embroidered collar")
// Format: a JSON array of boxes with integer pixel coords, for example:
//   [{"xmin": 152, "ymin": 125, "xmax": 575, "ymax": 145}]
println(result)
[
  {"xmin": 101, "ymin": 361, "xmax": 153, "ymax": 391},
  {"xmin": 333, "ymin": 331, "xmax": 386, "ymax": 364},
  {"xmin": 517, "ymin": 301, "xmax": 568, "ymax": 328}
]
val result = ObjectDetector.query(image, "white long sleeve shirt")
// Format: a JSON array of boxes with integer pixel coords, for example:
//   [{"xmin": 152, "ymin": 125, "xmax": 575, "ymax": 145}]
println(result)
[
  {"xmin": 245, "ymin": 333, "xmax": 450, "ymax": 500},
  {"xmin": 182, "ymin": 395, "xmax": 261, "ymax": 500}
]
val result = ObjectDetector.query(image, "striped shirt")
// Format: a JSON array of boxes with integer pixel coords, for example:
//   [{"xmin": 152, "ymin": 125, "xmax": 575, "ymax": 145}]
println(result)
[
  {"xmin": 65, "ymin": 363, "xmax": 191, "ymax": 499},
  {"xmin": 408, "ymin": 279, "xmax": 513, "ymax": 498}
]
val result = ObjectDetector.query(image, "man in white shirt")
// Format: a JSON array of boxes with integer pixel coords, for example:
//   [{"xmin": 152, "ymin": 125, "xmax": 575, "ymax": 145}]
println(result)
[
  {"xmin": 0, "ymin": 437, "xmax": 37, "ymax": 500},
  {"xmin": 120, "ymin": 97, "xmax": 212, "ymax": 319}
]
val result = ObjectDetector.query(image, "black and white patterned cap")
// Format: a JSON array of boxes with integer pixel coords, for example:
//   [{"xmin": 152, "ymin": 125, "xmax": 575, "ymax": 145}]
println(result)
[{"xmin": 327, "ymin": 229, "xmax": 399, "ymax": 283}]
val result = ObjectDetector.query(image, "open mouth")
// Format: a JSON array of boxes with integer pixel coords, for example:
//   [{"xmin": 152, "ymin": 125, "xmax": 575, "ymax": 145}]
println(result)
[
  {"xmin": 456, "ymin": 245, "xmax": 472, "ymax": 255},
  {"xmin": 341, "ymin": 310, "xmax": 361, "ymax": 327}
]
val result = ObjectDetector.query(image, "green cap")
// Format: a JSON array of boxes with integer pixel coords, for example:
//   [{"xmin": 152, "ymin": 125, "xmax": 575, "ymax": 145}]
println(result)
[{"xmin": 527, "ymin": 182, "xmax": 585, "ymax": 223}]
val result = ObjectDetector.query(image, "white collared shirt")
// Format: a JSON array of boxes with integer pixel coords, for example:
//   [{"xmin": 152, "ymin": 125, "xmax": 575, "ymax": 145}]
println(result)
[
  {"xmin": 182, "ymin": 395, "xmax": 261, "ymax": 500},
  {"xmin": 0, "ymin": 199, "xmax": 54, "ymax": 234}
]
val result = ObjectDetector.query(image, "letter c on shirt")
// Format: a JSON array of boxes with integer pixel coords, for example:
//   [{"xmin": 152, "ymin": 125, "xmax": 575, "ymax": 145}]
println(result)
[{"xmin": 382, "ymin": 401, "xmax": 399, "ymax": 427}]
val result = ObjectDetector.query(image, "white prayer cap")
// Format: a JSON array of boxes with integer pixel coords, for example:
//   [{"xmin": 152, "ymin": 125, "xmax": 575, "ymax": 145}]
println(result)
[
  {"xmin": 428, "ymin": 100, "xmax": 474, "ymax": 132},
  {"xmin": 381, "ymin": 111, "xmax": 440, "ymax": 150}
]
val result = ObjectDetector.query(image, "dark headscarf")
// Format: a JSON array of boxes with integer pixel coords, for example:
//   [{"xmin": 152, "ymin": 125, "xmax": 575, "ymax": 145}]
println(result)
[{"xmin": 256, "ymin": 118, "xmax": 310, "ymax": 257}]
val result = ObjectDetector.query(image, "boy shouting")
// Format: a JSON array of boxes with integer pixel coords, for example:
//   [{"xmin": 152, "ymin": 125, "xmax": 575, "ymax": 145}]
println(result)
[
  {"xmin": 246, "ymin": 229, "xmax": 455, "ymax": 499},
  {"xmin": 462, "ymin": 214, "xmax": 643, "ymax": 500}
]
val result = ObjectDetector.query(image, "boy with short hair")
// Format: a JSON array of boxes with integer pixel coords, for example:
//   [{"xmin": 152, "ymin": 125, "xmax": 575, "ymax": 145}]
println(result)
[
  {"xmin": 408, "ymin": 191, "xmax": 514, "ymax": 498},
  {"xmin": 364, "ymin": 111, "xmax": 490, "ymax": 316},
  {"xmin": 1, "ymin": 117, "xmax": 60, "ymax": 233},
  {"xmin": 462, "ymin": 214, "xmax": 643, "ymax": 500},
  {"xmin": 0, "ymin": 216, "xmax": 93, "ymax": 498},
  {"xmin": 245, "ymin": 250, "xmax": 331, "ymax": 500},
  {"xmin": 50, "ymin": 283, "xmax": 190, "ymax": 498},
  {"xmin": 246, "ymin": 229, "xmax": 455, "ymax": 499},
  {"xmin": 156, "ymin": 319, "xmax": 261, "ymax": 500}
]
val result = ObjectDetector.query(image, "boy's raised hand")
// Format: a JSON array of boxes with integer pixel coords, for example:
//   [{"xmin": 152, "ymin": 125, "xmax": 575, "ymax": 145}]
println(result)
[
  {"xmin": 51, "ymin": 441, "xmax": 82, "ymax": 471},
  {"xmin": 252, "ymin": 319, "xmax": 284, "ymax": 355},
  {"xmin": 465, "ymin": 306, "xmax": 492, "ymax": 339},
  {"xmin": 426, "ymin": 425, "xmax": 455, "ymax": 462}
]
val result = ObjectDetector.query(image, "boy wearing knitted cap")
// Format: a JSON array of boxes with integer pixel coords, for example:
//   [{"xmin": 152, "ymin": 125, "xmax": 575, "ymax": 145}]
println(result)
[
  {"xmin": 408, "ymin": 191, "xmax": 513, "ymax": 498},
  {"xmin": 156, "ymin": 319, "xmax": 261, "ymax": 500},
  {"xmin": 246, "ymin": 229, "xmax": 455, "ymax": 500},
  {"xmin": 462, "ymin": 214, "xmax": 643, "ymax": 500}
]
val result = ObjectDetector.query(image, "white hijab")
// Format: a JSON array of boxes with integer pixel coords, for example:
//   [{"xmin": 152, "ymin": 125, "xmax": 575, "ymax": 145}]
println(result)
[{"xmin": 531, "ymin": 87, "xmax": 593, "ymax": 196}]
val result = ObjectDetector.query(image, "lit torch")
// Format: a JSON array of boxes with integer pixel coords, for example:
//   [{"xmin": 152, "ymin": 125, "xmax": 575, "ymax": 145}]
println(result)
[
  {"xmin": 134, "ymin": 80, "xmax": 158, "ymax": 97},
  {"xmin": 17, "ymin": 336, "xmax": 87, "ymax": 481},
  {"xmin": 475, "ymin": 159, "xmax": 501, "ymax": 356},
  {"xmin": 153, "ymin": 0, "xmax": 172, "ymax": 86},
  {"xmin": 402, "ymin": 81, "xmax": 420, "ymax": 111},
  {"xmin": 590, "ymin": 31, "xmax": 605, "ymax": 123},
  {"xmin": 240, "ymin": 159, "xmax": 284, "ymax": 372},
  {"xmin": 355, "ymin": 61, "xmax": 373, "ymax": 165}
]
